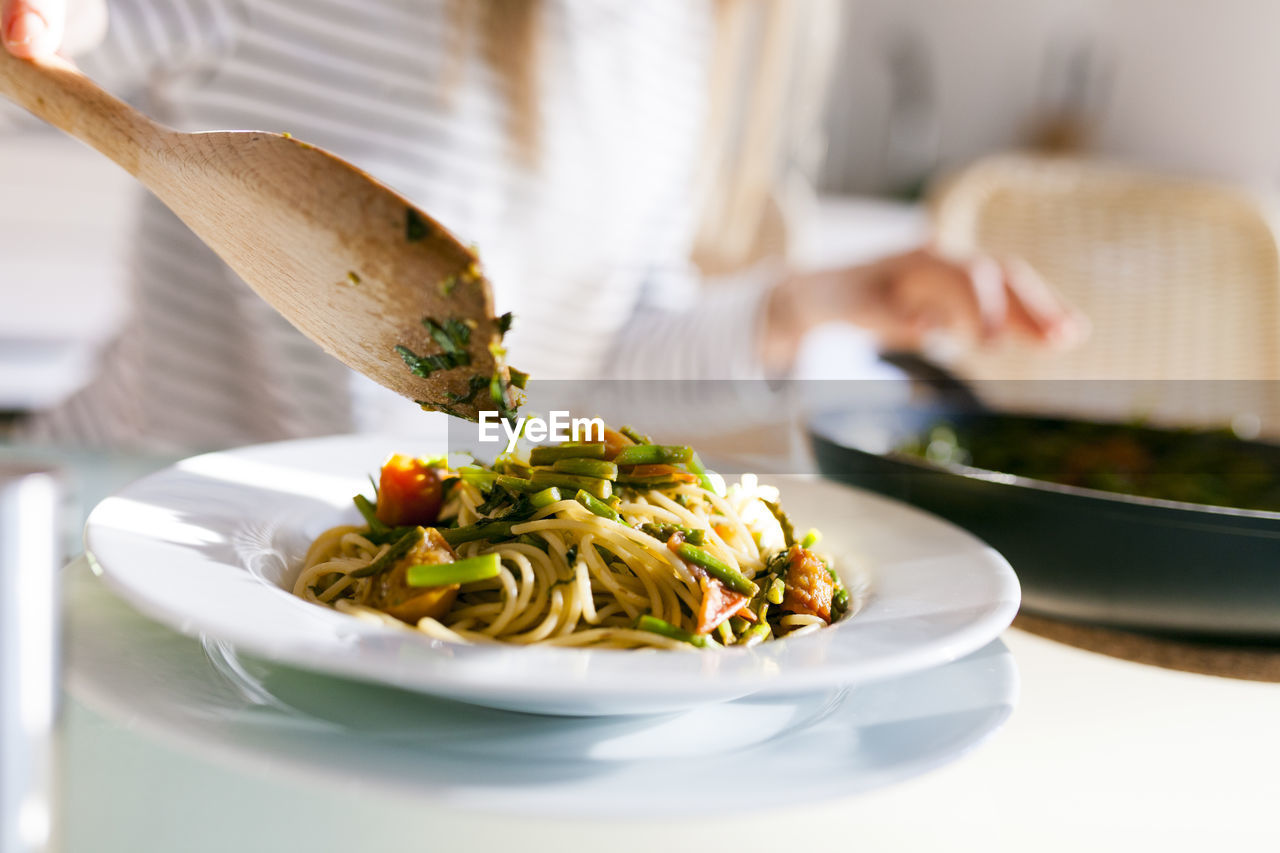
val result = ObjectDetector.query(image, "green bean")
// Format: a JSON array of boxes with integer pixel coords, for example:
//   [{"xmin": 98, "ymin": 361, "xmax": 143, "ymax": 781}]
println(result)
[
  {"xmin": 406, "ymin": 554, "xmax": 501, "ymax": 587},
  {"xmin": 614, "ymin": 474, "xmax": 685, "ymax": 489},
  {"xmin": 528, "ymin": 443, "xmax": 607, "ymax": 465},
  {"xmin": 639, "ymin": 522, "xmax": 705, "ymax": 546},
  {"xmin": 529, "ymin": 469, "xmax": 612, "ymax": 500},
  {"xmin": 715, "ymin": 620, "xmax": 734, "ymax": 646},
  {"xmin": 350, "ymin": 527, "xmax": 423, "ymax": 578},
  {"xmin": 686, "ymin": 451, "xmax": 715, "ymax": 492},
  {"xmin": 739, "ymin": 623, "xmax": 772, "ymax": 647},
  {"xmin": 552, "ymin": 457, "xmax": 619, "ymax": 480},
  {"xmin": 353, "ymin": 494, "xmax": 387, "ymax": 534},
  {"xmin": 800, "ymin": 528, "xmax": 822, "ymax": 549},
  {"xmin": 728, "ymin": 616, "xmax": 750, "ymax": 634},
  {"xmin": 612, "ymin": 444, "xmax": 694, "ymax": 466},
  {"xmin": 672, "ymin": 543, "xmax": 759, "ymax": 597},
  {"xmin": 767, "ymin": 575, "xmax": 786, "ymax": 605},
  {"xmin": 762, "ymin": 500, "xmax": 796, "ymax": 547},
  {"xmin": 458, "ymin": 466, "xmax": 498, "ymax": 492},
  {"xmin": 634, "ymin": 615, "xmax": 707, "ymax": 648},
  {"xmin": 494, "ymin": 475, "xmax": 538, "ymax": 493},
  {"xmin": 575, "ymin": 489, "xmax": 621, "ymax": 522},
  {"xmin": 528, "ymin": 486, "xmax": 563, "ymax": 509},
  {"xmin": 440, "ymin": 519, "xmax": 515, "ymax": 546},
  {"xmin": 833, "ymin": 587, "xmax": 851, "ymax": 615},
  {"xmin": 619, "ymin": 426, "xmax": 651, "ymax": 445},
  {"xmin": 496, "ymin": 459, "xmax": 532, "ymax": 479}
]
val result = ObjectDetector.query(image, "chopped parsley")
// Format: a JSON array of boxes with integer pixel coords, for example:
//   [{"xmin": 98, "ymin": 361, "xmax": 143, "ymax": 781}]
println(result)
[
  {"xmin": 445, "ymin": 374, "xmax": 490, "ymax": 404},
  {"xmin": 405, "ymin": 207, "xmax": 430, "ymax": 242},
  {"xmin": 424, "ymin": 316, "xmax": 471, "ymax": 354}
]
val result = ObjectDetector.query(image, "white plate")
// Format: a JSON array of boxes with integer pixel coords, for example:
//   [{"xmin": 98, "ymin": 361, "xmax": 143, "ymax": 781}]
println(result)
[
  {"xmin": 63, "ymin": 557, "xmax": 1019, "ymax": 816},
  {"xmin": 84, "ymin": 431, "xmax": 1020, "ymax": 715}
]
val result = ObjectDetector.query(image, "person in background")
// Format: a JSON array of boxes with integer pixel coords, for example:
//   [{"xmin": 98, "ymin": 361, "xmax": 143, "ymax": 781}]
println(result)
[{"xmin": 1, "ymin": 0, "xmax": 1085, "ymax": 450}]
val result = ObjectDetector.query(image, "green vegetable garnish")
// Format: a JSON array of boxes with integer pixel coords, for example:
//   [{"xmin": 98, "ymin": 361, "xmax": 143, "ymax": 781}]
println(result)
[
  {"xmin": 613, "ymin": 444, "xmax": 693, "ymax": 466},
  {"xmin": 672, "ymin": 542, "xmax": 759, "ymax": 597},
  {"xmin": 529, "ymin": 443, "xmax": 607, "ymax": 465},
  {"xmin": 529, "ymin": 487, "xmax": 562, "ymax": 508},
  {"xmin": 529, "ymin": 469, "xmax": 611, "ymax": 500},
  {"xmin": 553, "ymin": 457, "xmax": 618, "ymax": 480},
  {"xmin": 575, "ymin": 489, "xmax": 621, "ymax": 522},
  {"xmin": 405, "ymin": 207, "xmax": 429, "ymax": 242},
  {"xmin": 350, "ymin": 526, "xmax": 423, "ymax": 578},
  {"xmin": 634, "ymin": 615, "xmax": 707, "ymax": 648},
  {"xmin": 406, "ymin": 554, "xmax": 501, "ymax": 587}
]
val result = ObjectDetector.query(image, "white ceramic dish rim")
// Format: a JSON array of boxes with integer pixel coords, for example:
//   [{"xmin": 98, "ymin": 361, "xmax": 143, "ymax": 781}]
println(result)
[
  {"xmin": 84, "ymin": 432, "xmax": 1020, "ymax": 712},
  {"xmin": 63, "ymin": 557, "xmax": 1020, "ymax": 817}
]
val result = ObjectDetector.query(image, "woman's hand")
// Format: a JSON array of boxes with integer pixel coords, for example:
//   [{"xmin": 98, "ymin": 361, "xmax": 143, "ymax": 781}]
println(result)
[
  {"xmin": 2, "ymin": 0, "xmax": 64, "ymax": 57},
  {"xmin": 763, "ymin": 247, "xmax": 1088, "ymax": 371}
]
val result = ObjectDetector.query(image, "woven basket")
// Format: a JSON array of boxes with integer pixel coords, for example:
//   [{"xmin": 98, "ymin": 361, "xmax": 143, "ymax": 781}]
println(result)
[{"xmin": 931, "ymin": 154, "xmax": 1280, "ymax": 435}]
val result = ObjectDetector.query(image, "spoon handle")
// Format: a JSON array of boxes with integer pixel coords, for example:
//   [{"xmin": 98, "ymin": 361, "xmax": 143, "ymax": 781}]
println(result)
[{"xmin": 0, "ymin": 50, "xmax": 165, "ymax": 175}]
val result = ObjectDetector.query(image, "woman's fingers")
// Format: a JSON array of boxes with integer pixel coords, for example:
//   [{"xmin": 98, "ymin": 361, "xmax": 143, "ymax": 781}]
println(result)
[
  {"xmin": 2, "ymin": 0, "xmax": 65, "ymax": 58},
  {"xmin": 1000, "ymin": 257, "xmax": 1090, "ymax": 347}
]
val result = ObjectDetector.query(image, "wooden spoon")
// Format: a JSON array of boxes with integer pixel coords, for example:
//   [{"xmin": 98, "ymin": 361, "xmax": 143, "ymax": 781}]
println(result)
[{"xmin": 0, "ymin": 50, "xmax": 513, "ymax": 421}]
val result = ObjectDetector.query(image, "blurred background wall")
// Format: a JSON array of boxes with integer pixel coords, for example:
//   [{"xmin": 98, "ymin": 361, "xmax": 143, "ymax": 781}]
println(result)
[{"xmin": 821, "ymin": 0, "xmax": 1280, "ymax": 196}]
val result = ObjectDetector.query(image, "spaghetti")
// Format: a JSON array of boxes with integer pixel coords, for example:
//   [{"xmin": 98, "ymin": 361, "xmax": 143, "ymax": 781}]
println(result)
[{"xmin": 294, "ymin": 427, "xmax": 852, "ymax": 649}]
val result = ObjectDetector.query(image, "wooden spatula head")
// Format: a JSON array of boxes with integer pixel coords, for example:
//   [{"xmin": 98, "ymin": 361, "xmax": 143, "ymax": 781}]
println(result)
[
  {"xmin": 0, "ymin": 51, "xmax": 515, "ymax": 422},
  {"xmin": 143, "ymin": 130, "xmax": 512, "ymax": 421}
]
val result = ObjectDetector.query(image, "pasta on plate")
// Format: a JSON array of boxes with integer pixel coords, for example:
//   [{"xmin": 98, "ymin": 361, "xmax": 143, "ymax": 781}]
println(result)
[{"xmin": 294, "ymin": 426, "xmax": 852, "ymax": 649}]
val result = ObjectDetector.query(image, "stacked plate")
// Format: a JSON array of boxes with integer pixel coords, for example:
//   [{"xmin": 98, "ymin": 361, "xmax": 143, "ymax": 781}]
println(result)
[{"xmin": 72, "ymin": 432, "xmax": 1021, "ymax": 813}]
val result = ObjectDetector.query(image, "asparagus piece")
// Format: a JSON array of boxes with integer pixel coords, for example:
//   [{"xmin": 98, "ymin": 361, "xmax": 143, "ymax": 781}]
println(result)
[
  {"xmin": 528, "ymin": 443, "xmax": 607, "ymax": 465},
  {"xmin": 458, "ymin": 466, "xmax": 498, "ymax": 492},
  {"xmin": 739, "ymin": 623, "xmax": 772, "ymax": 647},
  {"xmin": 406, "ymin": 553, "xmax": 501, "ymax": 587},
  {"xmin": 833, "ymin": 587, "xmax": 851, "ymax": 615},
  {"xmin": 612, "ymin": 444, "xmax": 694, "ymax": 466},
  {"xmin": 767, "ymin": 575, "xmax": 786, "ymax": 605},
  {"xmin": 353, "ymin": 494, "xmax": 388, "ymax": 534},
  {"xmin": 619, "ymin": 426, "xmax": 652, "ymax": 445},
  {"xmin": 552, "ymin": 457, "xmax": 619, "ymax": 480},
  {"xmin": 441, "ymin": 519, "xmax": 516, "ymax": 546},
  {"xmin": 575, "ymin": 489, "xmax": 622, "ymax": 522},
  {"xmin": 350, "ymin": 526, "xmax": 423, "ymax": 578},
  {"xmin": 671, "ymin": 542, "xmax": 759, "ymax": 597},
  {"xmin": 635, "ymin": 615, "xmax": 707, "ymax": 648},
  {"xmin": 529, "ymin": 469, "xmax": 612, "ymax": 500},
  {"xmin": 686, "ymin": 452, "xmax": 715, "ymax": 492},
  {"xmin": 494, "ymin": 474, "xmax": 538, "ymax": 493}
]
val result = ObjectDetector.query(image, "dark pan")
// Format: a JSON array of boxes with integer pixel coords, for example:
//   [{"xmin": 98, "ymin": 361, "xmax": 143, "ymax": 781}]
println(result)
[{"xmin": 808, "ymin": 405, "xmax": 1280, "ymax": 640}]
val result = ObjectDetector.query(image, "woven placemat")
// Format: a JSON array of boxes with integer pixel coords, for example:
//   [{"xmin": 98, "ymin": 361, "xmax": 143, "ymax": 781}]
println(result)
[{"xmin": 1012, "ymin": 612, "xmax": 1280, "ymax": 683}]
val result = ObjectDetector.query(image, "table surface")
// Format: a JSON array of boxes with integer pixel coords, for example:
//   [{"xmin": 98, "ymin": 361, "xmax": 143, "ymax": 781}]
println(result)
[
  {"xmin": 59, "ymin": 627, "xmax": 1280, "ymax": 853},
  {"xmin": 8, "ymin": 442, "xmax": 1276, "ymax": 853}
]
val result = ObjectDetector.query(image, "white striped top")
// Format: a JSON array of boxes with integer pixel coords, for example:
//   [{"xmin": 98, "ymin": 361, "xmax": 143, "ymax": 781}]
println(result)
[{"xmin": 30, "ymin": 0, "xmax": 775, "ymax": 449}]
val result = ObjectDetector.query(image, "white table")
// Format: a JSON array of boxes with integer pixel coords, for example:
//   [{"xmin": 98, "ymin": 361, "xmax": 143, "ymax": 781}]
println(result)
[{"xmin": 58, "ymin": 627, "xmax": 1280, "ymax": 852}]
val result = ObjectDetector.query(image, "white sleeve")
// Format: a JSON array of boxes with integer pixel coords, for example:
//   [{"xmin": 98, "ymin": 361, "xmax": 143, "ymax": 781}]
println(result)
[{"xmin": 606, "ymin": 261, "xmax": 777, "ymax": 381}]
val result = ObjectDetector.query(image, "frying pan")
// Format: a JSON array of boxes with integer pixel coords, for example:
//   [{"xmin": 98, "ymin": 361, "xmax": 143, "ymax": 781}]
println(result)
[{"xmin": 807, "ymin": 360, "xmax": 1280, "ymax": 640}]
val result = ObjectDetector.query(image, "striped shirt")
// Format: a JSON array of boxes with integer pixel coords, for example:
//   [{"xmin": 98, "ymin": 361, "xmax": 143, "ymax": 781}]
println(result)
[{"xmin": 28, "ymin": 0, "xmax": 775, "ymax": 450}]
